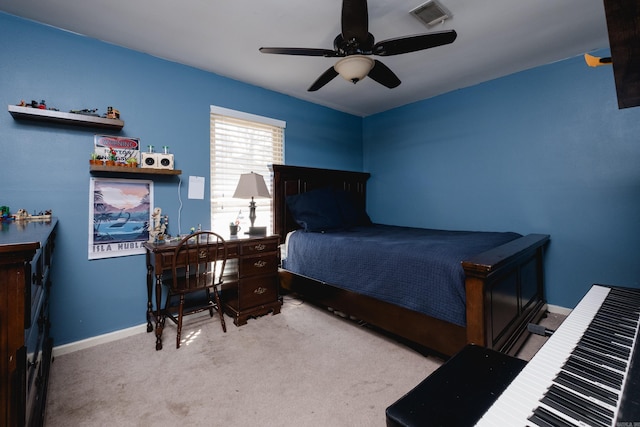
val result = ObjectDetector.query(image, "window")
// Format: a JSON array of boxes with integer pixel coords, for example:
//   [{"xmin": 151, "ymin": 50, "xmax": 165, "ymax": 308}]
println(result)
[{"xmin": 210, "ymin": 106, "xmax": 285, "ymax": 236}]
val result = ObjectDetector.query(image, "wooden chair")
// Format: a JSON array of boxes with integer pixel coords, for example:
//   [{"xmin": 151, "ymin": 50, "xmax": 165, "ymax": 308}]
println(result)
[{"xmin": 163, "ymin": 231, "xmax": 228, "ymax": 348}]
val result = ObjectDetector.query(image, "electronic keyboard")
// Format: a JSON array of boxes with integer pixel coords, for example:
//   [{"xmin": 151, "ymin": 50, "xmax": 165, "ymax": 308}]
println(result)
[{"xmin": 476, "ymin": 284, "xmax": 640, "ymax": 427}]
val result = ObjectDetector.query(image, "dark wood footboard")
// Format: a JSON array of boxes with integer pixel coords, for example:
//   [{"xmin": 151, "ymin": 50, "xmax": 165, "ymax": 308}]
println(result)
[
  {"xmin": 270, "ymin": 164, "xmax": 550, "ymax": 357},
  {"xmin": 463, "ymin": 233, "xmax": 550, "ymax": 355}
]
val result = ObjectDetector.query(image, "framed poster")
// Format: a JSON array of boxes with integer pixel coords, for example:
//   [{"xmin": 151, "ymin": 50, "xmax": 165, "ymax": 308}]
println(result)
[{"xmin": 89, "ymin": 177, "xmax": 153, "ymax": 260}]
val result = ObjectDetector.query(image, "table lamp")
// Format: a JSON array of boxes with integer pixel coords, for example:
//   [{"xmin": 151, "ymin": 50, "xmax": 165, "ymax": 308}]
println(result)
[{"xmin": 232, "ymin": 172, "xmax": 271, "ymax": 235}]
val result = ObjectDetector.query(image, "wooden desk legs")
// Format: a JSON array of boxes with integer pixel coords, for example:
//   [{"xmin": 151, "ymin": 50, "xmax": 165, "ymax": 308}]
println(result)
[
  {"xmin": 145, "ymin": 262, "xmax": 154, "ymax": 333},
  {"xmin": 145, "ymin": 260, "xmax": 165, "ymax": 350},
  {"xmin": 154, "ymin": 274, "xmax": 164, "ymax": 350}
]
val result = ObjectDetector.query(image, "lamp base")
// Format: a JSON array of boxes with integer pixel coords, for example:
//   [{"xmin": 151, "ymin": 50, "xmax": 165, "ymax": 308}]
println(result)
[{"xmin": 246, "ymin": 226, "xmax": 267, "ymax": 236}]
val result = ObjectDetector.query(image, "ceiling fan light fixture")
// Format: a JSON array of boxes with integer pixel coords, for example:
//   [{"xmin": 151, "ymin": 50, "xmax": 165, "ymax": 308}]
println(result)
[
  {"xmin": 410, "ymin": 0, "xmax": 452, "ymax": 27},
  {"xmin": 334, "ymin": 55, "xmax": 375, "ymax": 83}
]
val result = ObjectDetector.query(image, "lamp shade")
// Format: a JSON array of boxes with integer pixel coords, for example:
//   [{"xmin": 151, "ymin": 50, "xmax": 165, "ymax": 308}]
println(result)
[
  {"xmin": 232, "ymin": 172, "xmax": 271, "ymax": 199},
  {"xmin": 334, "ymin": 55, "xmax": 375, "ymax": 83}
]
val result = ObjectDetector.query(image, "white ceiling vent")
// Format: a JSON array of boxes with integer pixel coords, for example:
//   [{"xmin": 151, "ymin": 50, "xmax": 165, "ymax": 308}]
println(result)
[{"xmin": 410, "ymin": 0, "xmax": 452, "ymax": 27}]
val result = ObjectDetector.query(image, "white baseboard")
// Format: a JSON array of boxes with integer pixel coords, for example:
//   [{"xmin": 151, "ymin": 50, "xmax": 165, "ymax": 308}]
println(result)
[
  {"xmin": 547, "ymin": 303, "xmax": 571, "ymax": 316},
  {"xmin": 52, "ymin": 303, "xmax": 572, "ymax": 357},
  {"xmin": 52, "ymin": 323, "xmax": 148, "ymax": 357}
]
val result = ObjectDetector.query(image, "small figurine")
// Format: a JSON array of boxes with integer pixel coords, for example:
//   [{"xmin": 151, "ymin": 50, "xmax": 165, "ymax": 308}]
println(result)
[
  {"xmin": 106, "ymin": 106, "xmax": 120, "ymax": 119},
  {"xmin": 69, "ymin": 108, "xmax": 99, "ymax": 116},
  {"xmin": 148, "ymin": 207, "xmax": 167, "ymax": 242},
  {"xmin": 15, "ymin": 209, "xmax": 29, "ymax": 220},
  {"xmin": 0, "ymin": 206, "xmax": 11, "ymax": 222},
  {"xmin": 25, "ymin": 100, "xmax": 47, "ymax": 109},
  {"xmin": 13, "ymin": 209, "xmax": 52, "ymax": 221}
]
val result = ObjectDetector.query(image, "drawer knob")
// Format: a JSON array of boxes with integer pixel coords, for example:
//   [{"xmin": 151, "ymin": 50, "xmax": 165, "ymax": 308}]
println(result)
[
  {"xmin": 254, "ymin": 287, "xmax": 267, "ymax": 295},
  {"xmin": 198, "ymin": 249, "xmax": 207, "ymax": 259},
  {"xmin": 253, "ymin": 244, "xmax": 266, "ymax": 251},
  {"xmin": 253, "ymin": 260, "xmax": 267, "ymax": 268}
]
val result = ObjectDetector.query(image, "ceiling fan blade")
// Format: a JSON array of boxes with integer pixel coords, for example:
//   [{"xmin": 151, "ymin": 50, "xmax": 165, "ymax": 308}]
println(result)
[
  {"xmin": 308, "ymin": 66, "xmax": 339, "ymax": 91},
  {"xmin": 259, "ymin": 47, "xmax": 339, "ymax": 57},
  {"xmin": 373, "ymin": 30, "xmax": 457, "ymax": 56},
  {"xmin": 341, "ymin": 0, "xmax": 369, "ymax": 44},
  {"xmin": 367, "ymin": 60, "xmax": 401, "ymax": 88}
]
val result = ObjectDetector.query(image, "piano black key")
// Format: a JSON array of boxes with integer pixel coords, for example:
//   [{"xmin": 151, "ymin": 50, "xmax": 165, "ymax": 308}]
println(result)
[
  {"xmin": 603, "ymin": 288, "xmax": 640, "ymax": 304},
  {"xmin": 564, "ymin": 356, "xmax": 624, "ymax": 388},
  {"xmin": 543, "ymin": 384, "xmax": 613, "ymax": 426},
  {"xmin": 579, "ymin": 337, "xmax": 630, "ymax": 362},
  {"xmin": 594, "ymin": 311, "xmax": 638, "ymax": 329},
  {"xmin": 573, "ymin": 345, "xmax": 626, "ymax": 373},
  {"xmin": 540, "ymin": 396, "xmax": 609, "ymax": 427},
  {"xmin": 580, "ymin": 334, "xmax": 630, "ymax": 359},
  {"xmin": 590, "ymin": 316, "xmax": 636, "ymax": 336},
  {"xmin": 590, "ymin": 317, "xmax": 636, "ymax": 339},
  {"xmin": 582, "ymin": 323, "xmax": 634, "ymax": 348},
  {"xmin": 602, "ymin": 292, "xmax": 640, "ymax": 309},
  {"xmin": 599, "ymin": 299, "xmax": 636, "ymax": 311},
  {"xmin": 554, "ymin": 370, "xmax": 619, "ymax": 407},
  {"xmin": 608, "ymin": 287, "xmax": 640, "ymax": 304},
  {"xmin": 602, "ymin": 295, "xmax": 639, "ymax": 309},
  {"xmin": 528, "ymin": 406, "xmax": 579, "ymax": 427},
  {"xmin": 600, "ymin": 303, "xmax": 639, "ymax": 318}
]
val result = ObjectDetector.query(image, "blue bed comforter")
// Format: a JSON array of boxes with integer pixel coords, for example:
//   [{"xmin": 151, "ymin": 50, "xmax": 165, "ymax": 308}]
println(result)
[{"xmin": 282, "ymin": 224, "xmax": 521, "ymax": 326}]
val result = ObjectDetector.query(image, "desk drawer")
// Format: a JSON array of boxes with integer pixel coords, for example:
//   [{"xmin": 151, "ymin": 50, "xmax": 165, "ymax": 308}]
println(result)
[
  {"xmin": 159, "ymin": 246, "xmax": 229, "ymax": 267},
  {"xmin": 241, "ymin": 275, "xmax": 278, "ymax": 308},
  {"xmin": 240, "ymin": 238, "xmax": 279, "ymax": 255},
  {"xmin": 239, "ymin": 253, "xmax": 278, "ymax": 278}
]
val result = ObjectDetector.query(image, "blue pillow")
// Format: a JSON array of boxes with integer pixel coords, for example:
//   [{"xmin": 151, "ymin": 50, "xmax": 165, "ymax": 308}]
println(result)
[
  {"xmin": 334, "ymin": 190, "xmax": 372, "ymax": 227},
  {"xmin": 286, "ymin": 187, "xmax": 343, "ymax": 232}
]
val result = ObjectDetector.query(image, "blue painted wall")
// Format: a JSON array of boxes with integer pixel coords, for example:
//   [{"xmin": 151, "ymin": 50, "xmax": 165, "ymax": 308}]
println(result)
[
  {"xmin": 0, "ymin": 13, "xmax": 362, "ymax": 345},
  {"xmin": 363, "ymin": 52, "xmax": 640, "ymax": 310},
  {"xmin": 3, "ymin": 11, "xmax": 639, "ymax": 346}
]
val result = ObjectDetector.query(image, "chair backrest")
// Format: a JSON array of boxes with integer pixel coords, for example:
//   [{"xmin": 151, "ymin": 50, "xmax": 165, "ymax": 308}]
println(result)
[{"xmin": 171, "ymin": 231, "xmax": 228, "ymax": 291}]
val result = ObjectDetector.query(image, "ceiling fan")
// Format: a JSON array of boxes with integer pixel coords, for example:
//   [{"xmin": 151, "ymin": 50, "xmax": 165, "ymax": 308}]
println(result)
[{"xmin": 259, "ymin": 0, "xmax": 457, "ymax": 91}]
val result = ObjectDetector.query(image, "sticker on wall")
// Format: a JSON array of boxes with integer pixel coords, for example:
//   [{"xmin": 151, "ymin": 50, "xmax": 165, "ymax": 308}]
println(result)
[
  {"xmin": 94, "ymin": 135, "xmax": 141, "ymax": 164},
  {"xmin": 88, "ymin": 177, "xmax": 153, "ymax": 260}
]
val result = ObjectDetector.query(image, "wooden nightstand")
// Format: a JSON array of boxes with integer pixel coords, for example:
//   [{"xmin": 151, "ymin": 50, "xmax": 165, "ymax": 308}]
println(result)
[{"xmin": 221, "ymin": 235, "xmax": 282, "ymax": 326}]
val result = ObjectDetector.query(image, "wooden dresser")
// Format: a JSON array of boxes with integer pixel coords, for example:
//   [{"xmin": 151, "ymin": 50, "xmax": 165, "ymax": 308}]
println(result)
[{"xmin": 0, "ymin": 218, "xmax": 57, "ymax": 427}]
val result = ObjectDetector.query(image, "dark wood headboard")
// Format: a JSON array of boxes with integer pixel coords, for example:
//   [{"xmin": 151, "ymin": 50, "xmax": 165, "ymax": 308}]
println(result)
[{"xmin": 269, "ymin": 164, "xmax": 371, "ymax": 242}]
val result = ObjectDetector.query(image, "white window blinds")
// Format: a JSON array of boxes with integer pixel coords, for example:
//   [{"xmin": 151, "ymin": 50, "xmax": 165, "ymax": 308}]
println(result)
[{"xmin": 209, "ymin": 106, "xmax": 284, "ymax": 236}]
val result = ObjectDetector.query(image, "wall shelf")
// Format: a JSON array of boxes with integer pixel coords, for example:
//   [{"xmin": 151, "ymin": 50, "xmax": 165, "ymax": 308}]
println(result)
[
  {"xmin": 8, "ymin": 105, "xmax": 124, "ymax": 130},
  {"xmin": 89, "ymin": 165, "xmax": 181, "ymax": 176}
]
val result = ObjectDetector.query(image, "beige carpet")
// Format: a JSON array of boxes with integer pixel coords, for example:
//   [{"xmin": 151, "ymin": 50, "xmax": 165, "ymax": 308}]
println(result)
[{"xmin": 44, "ymin": 296, "xmax": 562, "ymax": 426}]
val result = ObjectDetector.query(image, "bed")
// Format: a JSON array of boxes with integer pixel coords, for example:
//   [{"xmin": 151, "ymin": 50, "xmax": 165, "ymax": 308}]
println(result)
[{"xmin": 270, "ymin": 164, "xmax": 550, "ymax": 357}]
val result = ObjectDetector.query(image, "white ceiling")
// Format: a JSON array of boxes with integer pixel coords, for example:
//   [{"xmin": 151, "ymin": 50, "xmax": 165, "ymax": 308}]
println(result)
[{"xmin": 0, "ymin": 0, "xmax": 610, "ymax": 117}]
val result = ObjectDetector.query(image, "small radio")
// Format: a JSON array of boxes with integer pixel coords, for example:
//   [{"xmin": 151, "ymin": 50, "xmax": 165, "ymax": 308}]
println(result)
[
  {"xmin": 141, "ymin": 153, "xmax": 159, "ymax": 169},
  {"xmin": 157, "ymin": 153, "xmax": 174, "ymax": 170}
]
